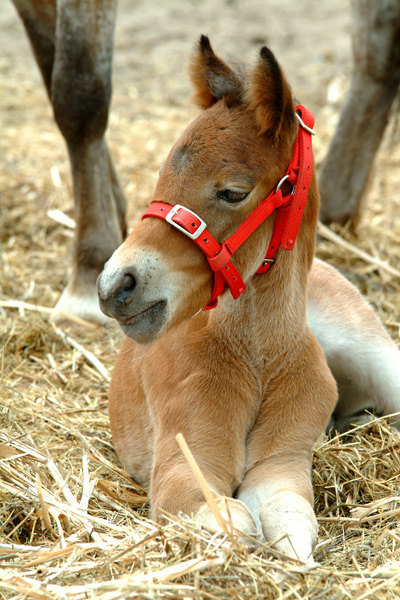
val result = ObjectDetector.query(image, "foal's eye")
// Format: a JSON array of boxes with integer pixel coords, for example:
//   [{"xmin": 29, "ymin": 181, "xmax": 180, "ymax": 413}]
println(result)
[{"xmin": 217, "ymin": 189, "xmax": 249, "ymax": 204}]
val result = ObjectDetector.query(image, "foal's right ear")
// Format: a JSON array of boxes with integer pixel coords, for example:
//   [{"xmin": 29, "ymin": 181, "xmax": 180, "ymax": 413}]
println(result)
[
  {"xmin": 189, "ymin": 35, "xmax": 243, "ymax": 109},
  {"xmin": 247, "ymin": 46, "xmax": 295, "ymax": 140}
]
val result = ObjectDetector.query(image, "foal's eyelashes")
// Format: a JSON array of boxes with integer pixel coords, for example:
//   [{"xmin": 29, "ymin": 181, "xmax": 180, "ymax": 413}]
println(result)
[{"xmin": 216, "ymin": 189, "xmax": 249, "ymax": 204}]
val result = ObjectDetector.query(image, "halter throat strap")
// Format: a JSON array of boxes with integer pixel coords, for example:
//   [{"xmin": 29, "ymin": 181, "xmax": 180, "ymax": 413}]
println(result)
[{"xmin": 142, "ymin": 105, "xmax": 315, "ymax": 310}]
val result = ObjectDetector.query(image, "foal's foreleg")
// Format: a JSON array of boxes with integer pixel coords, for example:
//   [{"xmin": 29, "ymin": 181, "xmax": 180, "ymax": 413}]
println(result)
[
  {"xmin": 150, "ymin": 430, "xmax": 257, "ymax": 538},
  {"xmin": 108, "ymin": 338, "xmax": 154, "ymax": 488},
  {"xmin": 144, "ymin": 346, "xmax": 260, "ymax": 537},
  {"xmin": 239, "ymin": 457, "xmax": 319, "ymax": 561},
  {"xmin": 238, "ymin": 334, "xmax": 337, "ymax": 562}
]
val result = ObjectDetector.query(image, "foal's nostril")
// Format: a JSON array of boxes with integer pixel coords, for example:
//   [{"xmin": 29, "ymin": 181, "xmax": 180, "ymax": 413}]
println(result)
[
  {"xmin": 122, "ymin": 272, "xmax": 136, "ymax": 292},
  {"xmin": 114, "ymin": 269, "xmax": 140, "ymax": 305},
  {"xmin": 98, "ymin": 266, "xmax": 141, "ymax": 315}
]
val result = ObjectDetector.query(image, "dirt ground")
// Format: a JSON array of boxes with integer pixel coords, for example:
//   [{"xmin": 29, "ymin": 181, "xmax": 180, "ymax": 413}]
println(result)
[
  {"xmin": 0, "ymin": 0, "xmax": 353, "ymax": 236},
  {"xmin": 1, "ymin": 1, "xmax": 400, "ymax": 599}
]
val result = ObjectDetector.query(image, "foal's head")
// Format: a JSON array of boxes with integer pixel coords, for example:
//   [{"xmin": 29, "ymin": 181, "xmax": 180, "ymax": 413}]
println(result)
[{"xmin": 98, "ymin": 37, "xmax": 316, "ymax": 343}]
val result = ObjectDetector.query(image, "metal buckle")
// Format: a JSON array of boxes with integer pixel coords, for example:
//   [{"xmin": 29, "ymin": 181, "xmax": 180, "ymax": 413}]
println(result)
[
  {"xmin": 165, "ymin": 204, "xmax": 207, "ymax": 240},
  {"xmin": 262, "ymin": 258, "xmax": 276, "ymax": 266},
  {"xmin": 295, "ymin": 112, "xmax": 315, "ymax": 136}
]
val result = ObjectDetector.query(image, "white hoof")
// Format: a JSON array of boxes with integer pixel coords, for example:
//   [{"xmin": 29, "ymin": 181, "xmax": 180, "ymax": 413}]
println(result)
[
  {"xmin": 195, "ymin": 497, "xmax": 257, "ymax": 540},
  {"xmin": 260, "ymin": 491, "xmax": 317, "ymax": 563}
]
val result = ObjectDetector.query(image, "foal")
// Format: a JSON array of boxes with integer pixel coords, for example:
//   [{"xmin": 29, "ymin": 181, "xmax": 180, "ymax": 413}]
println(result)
[{"xmin": 97, "ymin": 38, "xmax": 400, "ymax": 562}]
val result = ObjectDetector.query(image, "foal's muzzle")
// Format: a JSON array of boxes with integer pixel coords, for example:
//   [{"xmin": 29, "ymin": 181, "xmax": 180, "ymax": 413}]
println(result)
[
  {"xmin": 97, "ymin": 265, "xmax": 141, "ymax": 318},
  {"xmin": 97, "ymin": 256, "xmax": 170, "ymax": 343}
]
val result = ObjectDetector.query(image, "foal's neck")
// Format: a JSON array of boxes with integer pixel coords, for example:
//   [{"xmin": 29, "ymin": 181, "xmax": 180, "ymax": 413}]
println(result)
[{"xmin": 213, "ymin": 252, "xmax": 309, "ymax": 355}]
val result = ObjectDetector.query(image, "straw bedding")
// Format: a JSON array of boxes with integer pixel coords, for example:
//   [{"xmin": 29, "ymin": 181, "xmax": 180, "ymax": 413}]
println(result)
[{"xmin": 1, "ymin": 0, "xmax": 400, "ymax": 597}]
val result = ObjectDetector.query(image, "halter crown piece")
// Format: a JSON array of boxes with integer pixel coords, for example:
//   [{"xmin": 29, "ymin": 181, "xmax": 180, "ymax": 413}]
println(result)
[{"xmin": 142, "ymin": 105, "xmax": 315, "ymax": 310}]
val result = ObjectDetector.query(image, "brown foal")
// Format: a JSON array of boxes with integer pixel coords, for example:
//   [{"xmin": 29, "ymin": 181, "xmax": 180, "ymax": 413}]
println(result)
[{"xmin": 97, "ymin": 37, "xmax": 400, "ymax": 562}]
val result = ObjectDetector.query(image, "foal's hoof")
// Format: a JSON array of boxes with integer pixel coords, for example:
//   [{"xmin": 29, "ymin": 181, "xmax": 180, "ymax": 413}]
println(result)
[
  {"xmin": 260, "ymin": 491, "xmax": 317, "ymax": 563},
  {"xmin": 195, "ymin": 497, "xmax": 257, "ymax": 544}
]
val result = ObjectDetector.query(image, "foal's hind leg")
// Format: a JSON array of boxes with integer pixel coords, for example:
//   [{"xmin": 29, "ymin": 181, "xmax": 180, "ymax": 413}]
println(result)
[
  {"xmin": 308, "ymin": 259, "xmax": 400, "ymax": 432},
  {"xmin": 12, "ymin": 0, "xmax": 127, "ymax": 323}
]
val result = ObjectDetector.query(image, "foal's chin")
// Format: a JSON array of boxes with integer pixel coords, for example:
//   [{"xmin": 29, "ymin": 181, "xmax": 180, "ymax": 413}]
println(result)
[{"xmin": 116, "ymin": 299, "xmax": 169, "ymax": 344}]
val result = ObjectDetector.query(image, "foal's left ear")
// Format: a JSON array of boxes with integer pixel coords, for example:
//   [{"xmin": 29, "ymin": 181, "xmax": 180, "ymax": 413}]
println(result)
[
  {"xmin": 189, "ymin": 35, "xmax": 243, "ymax": 109},
  {"xmin": 247, "ymin": 46, "xmax": 295, "ymax": 140}
]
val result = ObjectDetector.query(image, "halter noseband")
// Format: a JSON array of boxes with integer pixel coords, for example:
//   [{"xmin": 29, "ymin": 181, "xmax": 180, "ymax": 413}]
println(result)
[{"xmin": 142, "ymin": 105, "xmax": 315, "ymax": 310}]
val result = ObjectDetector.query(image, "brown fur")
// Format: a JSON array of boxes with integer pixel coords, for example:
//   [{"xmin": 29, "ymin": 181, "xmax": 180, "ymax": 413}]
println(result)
[
  {"xmin": 97, "ymin": 39, "xmax": 338, "ymax": 561},
  {"xmin": 189, "ymin": 35, "xmax": 244, "ymax": 109},
  {"xmin": 98, "ymin": 38, "xmax": 400, "ymax": 560}
]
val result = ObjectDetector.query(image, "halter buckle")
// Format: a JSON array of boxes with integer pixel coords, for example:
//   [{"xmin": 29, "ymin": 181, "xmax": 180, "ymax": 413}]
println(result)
[{"xmin": 166, "ymin": 204, "xmax": 207, "ymax": 240}]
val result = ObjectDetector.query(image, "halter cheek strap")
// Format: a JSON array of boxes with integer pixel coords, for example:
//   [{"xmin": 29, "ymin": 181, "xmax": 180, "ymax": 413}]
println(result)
[
  {"xmin": 141, "ymin": 201, "xmax": 246, "ymax": 309},
  {"xmin": 142, "ymin": 105, "xmax": 315, "ymax": 310}
]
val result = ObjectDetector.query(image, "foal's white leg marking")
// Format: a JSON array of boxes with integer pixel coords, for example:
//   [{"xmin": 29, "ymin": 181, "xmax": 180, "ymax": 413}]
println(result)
[
  {"xmin": 238, "ymin": 486, "xmax": 317, "ymax": 562},
  {"xmin": 236, "ymin": 486, "xmax": 265, "ymax": 538},
  {"xmin": 260, "ymin": 491, "xmax": 317, "ymax": 562}
]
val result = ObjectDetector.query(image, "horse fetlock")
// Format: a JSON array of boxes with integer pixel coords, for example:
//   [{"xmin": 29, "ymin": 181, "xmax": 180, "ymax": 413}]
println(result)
[
  {"xmin": 260, "ymin": 491, "xmax": 317, "ymax": 563},
  {"xmin": 75, "ymin": 237, "xmax": 121, "ymax": 274}
]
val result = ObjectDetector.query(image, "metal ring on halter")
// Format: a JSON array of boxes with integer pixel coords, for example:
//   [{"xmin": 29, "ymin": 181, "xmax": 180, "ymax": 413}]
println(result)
[
  {"xmin": 295, "ymin": 112, "xmax": 315, "ymax": 135},
  {"xmin": 276, "ymin": 174, "xmax": 289, "ymax": 192}
]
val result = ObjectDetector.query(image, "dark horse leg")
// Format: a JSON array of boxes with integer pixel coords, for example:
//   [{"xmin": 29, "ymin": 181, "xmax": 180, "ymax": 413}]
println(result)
[
  {"xmin": 319, "ymin": 0, "xmax": 400, "ymax": 225},
  {"xmin": 12, "ymin": 0, "xmax": 127, "ymax": 323}
]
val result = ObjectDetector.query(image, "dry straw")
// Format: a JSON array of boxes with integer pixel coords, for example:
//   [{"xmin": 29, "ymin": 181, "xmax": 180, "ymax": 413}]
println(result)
[{"xmin": 2, "ymin": 188, "xmax": 400, "ymax": 598}]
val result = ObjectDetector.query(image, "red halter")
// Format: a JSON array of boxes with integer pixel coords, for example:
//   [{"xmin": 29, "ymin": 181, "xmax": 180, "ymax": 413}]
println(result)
[{"xmin": 142, "ymin": 105, "xmax": 315, "ymax": 310}]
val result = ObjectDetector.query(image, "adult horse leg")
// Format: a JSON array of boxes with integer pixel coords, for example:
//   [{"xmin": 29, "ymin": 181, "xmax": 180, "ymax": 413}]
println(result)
[
  {"xmin": 319, "ymin": 0, "xmax": 400, "ymax": 225},
  {"xmin": 12, "ymin": 0, "xmax": 127, "ymax": 323}
]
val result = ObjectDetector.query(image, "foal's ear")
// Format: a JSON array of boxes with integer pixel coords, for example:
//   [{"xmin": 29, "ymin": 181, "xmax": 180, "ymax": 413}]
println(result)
[
  {"xmin": 189, "ymin": 35, "xmax": 243, "ymax": 109},
  {"xmin": 247, "ymin": 46, "xmax": 295, "ymax": 139}
]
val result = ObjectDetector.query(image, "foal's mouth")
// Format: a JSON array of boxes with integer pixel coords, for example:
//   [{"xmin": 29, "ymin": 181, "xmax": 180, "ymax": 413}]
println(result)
[
  {"xmin": 120, "ymin": 300, "xmax": 166, "ymax": 325},
  {"xmin": 117, "ymin": 299, "xmax": 168, "ymax": 342}
]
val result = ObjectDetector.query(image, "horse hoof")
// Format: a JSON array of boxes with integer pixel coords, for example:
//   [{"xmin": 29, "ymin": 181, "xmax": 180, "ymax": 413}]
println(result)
[
  {"xmin": 52, "ymin": 284, "xmax": 113, "ymax": 326},
  {"xmin": 195, "ymin": 497, "xmax": 257, "ymax": 544}
]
